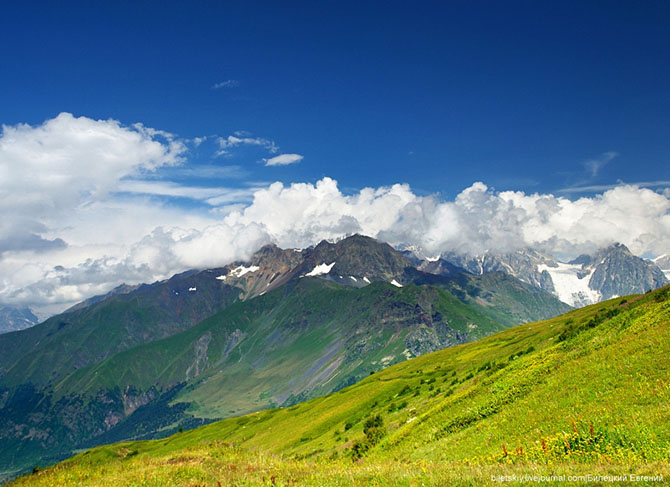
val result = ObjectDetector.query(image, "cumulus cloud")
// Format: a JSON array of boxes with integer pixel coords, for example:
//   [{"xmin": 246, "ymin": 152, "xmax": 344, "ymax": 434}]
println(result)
[
  {"xmin": 264, "ymin": 153, "xmax": 304, "ymax": 166},
  {"xmin": 0, "ymin": 113, "xmax": 200, "ymax": 315},
  {"xmin": 224, "ymin": 179, "xmax": 670, "ymax": 258},
  {"xmin": 0, "ymin": 112, "xmax": 185, "ymax": 217},
  {"xmin": 4, "ymin": 175, "xmax": 670, "ymax": 317},
  {"xmin": 2, "ymin": 114, "xmax": 670, "ymax": 318}
]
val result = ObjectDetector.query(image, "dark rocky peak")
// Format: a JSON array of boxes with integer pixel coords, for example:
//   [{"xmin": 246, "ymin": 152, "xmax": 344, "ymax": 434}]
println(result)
[
  {"xmin": 587, "ymin": 243, "xmax": 668, "ymax": 299},
  {"xmin": 297, "ymin": 234, "xmax": 414, "ymax": 286},
  {"xmin": 210, "ymin": 243, "xmax": 305, "ymax": 299}
]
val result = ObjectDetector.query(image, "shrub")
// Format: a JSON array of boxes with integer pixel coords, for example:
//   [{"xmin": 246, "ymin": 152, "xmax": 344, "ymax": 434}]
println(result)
[{"xmin": 351, "ymin": 414, "xmax": 386, "ymax": 460}]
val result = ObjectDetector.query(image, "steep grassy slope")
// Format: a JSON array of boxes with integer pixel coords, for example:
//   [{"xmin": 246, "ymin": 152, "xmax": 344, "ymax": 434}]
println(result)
[
  {"xmin": 60, "ymin": 279, "xmax": 503, "ymax": 411},
  {"xmin": 0, "ymin": 271, "xmax": 242, "ymax": 388},
  {"xmin": 14, "ymin": 286, "xmax": 669, "ymax": 486}
]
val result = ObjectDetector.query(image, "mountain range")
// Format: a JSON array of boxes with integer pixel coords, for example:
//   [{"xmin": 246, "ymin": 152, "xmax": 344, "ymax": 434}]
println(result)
[
  {"xmin": 433, "ymin": 243, "xmax": 668, "ymax": 307},
  {"xmin": 0, "ymin": 235, "xmax": 569, "ymax": 480},
  {"xmin": 1, "ymin": 240, "xmax": 666, "ymax": 335},
  {"xmin": 1, "ymin": 235, "xmax": 668, "ymax": 481}
]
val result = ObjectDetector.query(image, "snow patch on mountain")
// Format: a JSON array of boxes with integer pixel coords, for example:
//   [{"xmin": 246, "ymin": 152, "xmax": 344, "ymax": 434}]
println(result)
[
  {"xmin": 230, "ymin": 265, "xmax": 260, "ymax": 277},
  {"xmin": 390, "ymin": 279, "xmax": 403, "ymax": 287},
  {"xmin": 537, "ymin": 263, "xmax": 601, "ymax": 307},
  {"xmin": 305, "ymin": 262, "xmax": 335, "ymax": 277}
]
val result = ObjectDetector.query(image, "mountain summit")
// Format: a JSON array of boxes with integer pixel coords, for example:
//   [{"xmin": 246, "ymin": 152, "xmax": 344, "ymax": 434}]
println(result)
[{"xmin": 434, "ymin": 243, "xmax": 668, "ymax": 307}]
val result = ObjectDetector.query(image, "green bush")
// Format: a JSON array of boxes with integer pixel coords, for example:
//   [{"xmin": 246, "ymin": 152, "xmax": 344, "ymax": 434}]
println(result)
[{"xmin": 351, "ymin": 414, "xmax": 386, "ymax": 460}]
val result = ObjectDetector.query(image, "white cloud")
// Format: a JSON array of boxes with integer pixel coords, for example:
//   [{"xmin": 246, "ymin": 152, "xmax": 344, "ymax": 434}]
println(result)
[
  {"xmin": 116, "ymin": 180, "xmax": 257, "ymax": 204},
  {"xmin": 4, "ymin": 175, "xmax": 670, "ymax": 317},
  {"xmin": 216, "ymin": 134, "xmax": 277, "ymax": 156},
  {"xmin": 222, "ymin": 178, "xmax": 670, "ymax": 258},
  {"xmin": 264, "ymin": 153, "xmax": 304, "ymax": 166},
  {"xmin": 0, "ymin": 112, "xmax": 185, "ymax": 217},
  {"xmin": 211, "ymin": 80, "xmax": 240, "ymax": 89},
  {"xmin": 2, "ymin": 114, "xmax": 670, "ymax": 318},
  {"xmin": 192, "ymin": 136, "xmax": 207, "ymax": 147},
  {"xmin": 584, "ymin": 151, "xmax": 618, "ymax": 177},
  {"xmin": 558, "ymin": 180, "xmax": 670, "ymax": 194}
]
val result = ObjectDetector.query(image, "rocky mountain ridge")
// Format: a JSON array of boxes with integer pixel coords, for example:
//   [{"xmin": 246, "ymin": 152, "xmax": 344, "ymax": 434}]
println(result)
[{"xmin": 427, "ymin": 243, "xmax": 668, "ymax": 307}]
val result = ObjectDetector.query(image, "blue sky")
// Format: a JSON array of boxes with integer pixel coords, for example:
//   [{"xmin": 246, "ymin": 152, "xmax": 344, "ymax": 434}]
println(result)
[
  {"xmin": 2, "ymin": 1, "xmax": 669, "ymax": 197},
  {"xmin": 1, "ymin": 1, "xmax": 670, "ymax": 315}
]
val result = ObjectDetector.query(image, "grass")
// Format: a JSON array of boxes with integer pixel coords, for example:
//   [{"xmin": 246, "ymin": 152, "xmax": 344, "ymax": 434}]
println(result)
[
  {"xmin": 16, "ymin": 443, "xmax": 670, "ymax": 486},
  {"xmin": 8, "ymin": 286, "xmax": 670, "ymax": 486}
]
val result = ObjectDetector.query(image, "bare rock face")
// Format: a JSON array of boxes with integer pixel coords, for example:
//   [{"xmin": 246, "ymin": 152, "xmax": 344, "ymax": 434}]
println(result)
[
  {"xmin": 583, "ymin": 244, "xmax": 668, "ymax": 300},
  {"xmin": 435, "ymin": 248, "xmax": 558, "ymax": 292},
  {"xmin": 294, "ymin": 234, "xmax": 415, "ymax": 286},
  {"xmin": 432, "ymin": 244, "xmax": 668, "ymax": 307}
]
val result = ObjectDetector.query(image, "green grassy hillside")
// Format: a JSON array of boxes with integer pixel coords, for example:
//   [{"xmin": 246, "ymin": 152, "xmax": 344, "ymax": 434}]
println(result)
[
  {"xmin": 13, "ymin": 286, "xmax": 669, "ymax": 486},
  {"xmin": 59, "ymin": 278, "xmax": 504, "ymax": 412},
  {"xmin": 0, "ymin": 271, "xmax": 242, "ymax": 388},
  {"xmin": 0, "ymin": 278, "xmax": 511, "ymax": 481}
]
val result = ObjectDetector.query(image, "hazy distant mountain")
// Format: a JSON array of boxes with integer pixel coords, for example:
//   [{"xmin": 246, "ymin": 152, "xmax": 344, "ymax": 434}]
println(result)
[
  {"xmin": 0, "ymin": 306, "xmax": 39, "ymax": 334},
  {"xmin": 436, "ymin": 248, "xmax": 557, "ymax": 291},
  {"xmin": 434, "ymin": 243, "xmax": 668, "ymax": 307}
]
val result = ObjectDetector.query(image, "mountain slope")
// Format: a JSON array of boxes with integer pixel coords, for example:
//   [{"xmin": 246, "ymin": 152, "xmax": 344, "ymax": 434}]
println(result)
[
  {"xmin": 0, "ymin": 235, "xmax": 569, "ymax": 480},
  {"xmin": 13, "ymin": 286, "xmax": 670, "ymax": 486},
  {"xmin": 0, "ymin": 271, "xmax": 242, "ymax": 388},
  {"xmin": 0, "ymin": 243, "xmax": 303, "ymax": 389},
  {"xmin": 0, "ymin": 278, "xmax": 507, "ymax": 479}
]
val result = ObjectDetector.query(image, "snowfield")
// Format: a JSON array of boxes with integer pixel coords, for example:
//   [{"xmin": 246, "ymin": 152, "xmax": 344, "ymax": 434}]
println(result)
[{"xmin": 538, "ymin": 262, "xmax": 601, "ymax": 307}]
